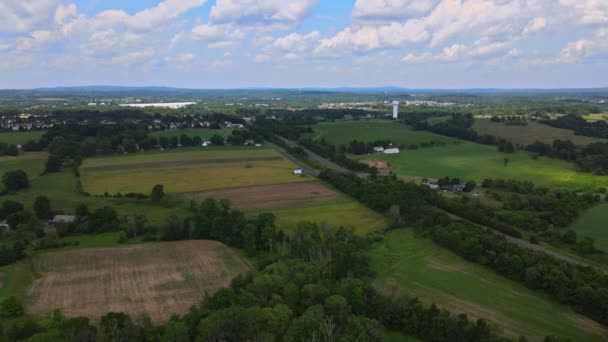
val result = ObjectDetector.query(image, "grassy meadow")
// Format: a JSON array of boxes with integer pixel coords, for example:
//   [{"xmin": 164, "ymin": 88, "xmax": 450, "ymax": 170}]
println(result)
[
  {"xmin": 81, "ymin": 147, "xmax": 309, "ymax": 194},
  {"xmin": 307, "ymin": 120, "xmax": 457, "ymax": 146},
  {"xmin": 270, "ymin": 200, "xmax": 388, "ymax": 235},
  {"xmin": 472, "ymin": 120, "xmax": 605, "ymax": 145},
  {"xmin": 569, "ymin": 204, "xmax": 608, "ymax": 251},
  {"xmin": 583, "ymin": 114, "xmax": 608, "ymax": 122},
  {"xmin": 372, "ymin": 142, "xmax": 608, "ymax": 189},
  {"xmin": 0, "ymin": 131, "xmax": 45, "ymax": 145},
  {"xmin": 370, "ymin": 229, "xmax": 608, "ymax": 341}
]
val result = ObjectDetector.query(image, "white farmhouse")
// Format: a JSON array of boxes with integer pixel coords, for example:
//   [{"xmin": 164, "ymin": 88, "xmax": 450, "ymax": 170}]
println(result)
[
  {"xmin": 383, "ymin": 148, "xmax": 400, "ymax": 154},
  {"xmin": 293, "ymin": 169, "xmax": 303, "ymax": 175}
]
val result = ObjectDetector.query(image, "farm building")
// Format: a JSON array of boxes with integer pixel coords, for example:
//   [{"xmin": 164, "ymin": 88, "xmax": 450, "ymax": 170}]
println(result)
[
  {"xmin": 45, "ymin": 215, "xmax": 77, "ymax": 234},
  {"xmin": 373, "ymin": 146, "xmax": 385, "ymax": 153},
  {"xmin": 383, "ymin": 148, "xmax": 400, "ymax": 154},
  {"xmin": 51, "ymin": 215, "xmax": 76, "ymax": 224},
  {"xmin": 293, "ymin": 169, "xmax": 303, "ymax": 175}
]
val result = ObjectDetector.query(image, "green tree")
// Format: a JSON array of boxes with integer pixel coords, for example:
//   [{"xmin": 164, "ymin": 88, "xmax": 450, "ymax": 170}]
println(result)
[
  {"xmin": 0, "ymin": 296, "xmax": 24, "ymax": 318},
  {"xmin": 210, "ymin": 134, "xmax": 225, "ymax": 145},
  {"xmin": 1, "ymin": 200, "xmax": 24, "ymax": 219},
  {"xmin": 151, "ymin": 184, "xmax": 165, "ymax": 203},
  {"xmin": 463, "ymin": 180, "xmax": 476, "ymax": 192},
  {"xmin": 34, "ymin": 196, "xmax": 53, "ymax": 219},
  {"xmin": 2, "ymin": 170, "xmax": 29, "ymax": 191}
]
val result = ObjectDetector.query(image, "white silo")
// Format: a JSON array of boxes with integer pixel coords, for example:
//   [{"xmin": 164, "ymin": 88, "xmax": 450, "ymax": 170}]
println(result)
[{"xmin": 392, "ymin": 101, "xmax": 399, "ymax": 119}]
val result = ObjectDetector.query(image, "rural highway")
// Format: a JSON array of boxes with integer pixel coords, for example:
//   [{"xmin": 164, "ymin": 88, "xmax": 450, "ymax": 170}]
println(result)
[
  {"xmin": 276, "ymin": 137, "xmax": 370, "ymax": 177},
  {"xmin": 275, "ymin": 136, "xmax": 603, "ymax": 271},
  {"xmin": 442, "ymin": 211, "xmax": 599, "ymax": 269}
]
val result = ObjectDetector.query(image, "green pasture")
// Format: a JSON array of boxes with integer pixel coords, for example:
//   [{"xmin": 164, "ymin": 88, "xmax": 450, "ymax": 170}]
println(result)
[
  {"xmin": 370, "ymin": 229, "xmax": 608, "ymax": 341},
  {"xmin": 270, "ymin": 200, "xmax": 388, "ymax": 235},
  {"xmin": 149, "ymin": 128, "xmax": 234, "ymax": 139},
  {"xmin": 1, "ymin": 152, "xmax": 191, "ymax": 225},
  {"xmin": 583, "ymin": 114, "xmax": 608, "ymax": 122},
  {"xmin": 472, "ymin": 120, "xmax": 605, "ymax": 145},
  {"xmin": 0, "ymin": 153, "xmax": 47, "ymax": 189},
  {"xmin": 372, "ymin": 142, "xmax": 608, "ymax": 189},
  {"xmin": 307, "ymin": 120, "xmax": 457, "ymax": 146},
  {"xmin": 81, "ymin": 147, "xmax": 309, "ymax": 194},
  {"xmin": 0, "ymin": 131, "xmax": 45, "ymax": 145},
  {"xmin": 569, "ymin": 204, "xmax": 608, "ymax": 251}
]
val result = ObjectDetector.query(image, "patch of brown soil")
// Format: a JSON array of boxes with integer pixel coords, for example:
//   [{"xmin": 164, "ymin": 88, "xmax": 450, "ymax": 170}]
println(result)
[
  {"xmin": 26, "ymin": 240, "xmax": 251, "ymax": 323},
  {"xmin": 361, "ymin": 160, "xmax": 389, "ymax": 170},
  {"xmin": 188, "ymin": 182, "xmax": 345, "ymax": 211}
]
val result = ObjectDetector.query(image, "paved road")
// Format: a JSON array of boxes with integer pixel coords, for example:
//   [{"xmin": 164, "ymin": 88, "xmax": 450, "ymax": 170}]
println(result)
[
  {"xmin": 444, "ymin": 211, "xmax": 596, "ymax": 268},
  {"xmin": 277, "ymin": 137, "xmax": 370, "ymax": 177},
  {"xmin": 269, "ymin": 142, "xmax": 319, "ymax": 177},
  {"xmin": 277, "ymin": 137, "xmax": 602, "ymax": 270}
]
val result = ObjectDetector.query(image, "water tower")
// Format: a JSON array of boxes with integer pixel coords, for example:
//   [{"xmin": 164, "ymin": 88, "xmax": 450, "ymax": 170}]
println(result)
[{"xmin": 392, "ymin": 101, "xmax": 399, "ymax": 119}]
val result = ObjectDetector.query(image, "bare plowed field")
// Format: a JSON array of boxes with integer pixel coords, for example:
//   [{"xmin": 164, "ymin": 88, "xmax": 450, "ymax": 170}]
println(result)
[
  {"xmin": 189, "ymin": 182, "xmax": 344, "ymax": 211},
  {"xmin": 26, "ymin": 241, "xmax": 251, "ymax": 322}
]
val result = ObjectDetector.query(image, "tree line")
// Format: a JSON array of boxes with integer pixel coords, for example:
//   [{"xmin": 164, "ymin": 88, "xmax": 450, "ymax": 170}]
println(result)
[{"xmin": 318, "ymin": 169, "xmax": 608, "ymax": 326}]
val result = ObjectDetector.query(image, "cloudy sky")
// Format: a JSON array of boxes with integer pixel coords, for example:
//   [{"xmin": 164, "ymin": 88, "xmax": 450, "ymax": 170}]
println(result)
[{"xmin": 1, "ymin": 0, "xmax": 607, "ymax": 89}]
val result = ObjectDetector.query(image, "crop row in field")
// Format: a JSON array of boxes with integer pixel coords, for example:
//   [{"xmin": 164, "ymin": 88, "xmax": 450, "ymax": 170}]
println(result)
[
  {"xmin": 472, "ymin": 120, "xmax": 605, "ymax": 145},
  {"xmin": 189, "ymin": 182, "xmax": 388, "ymax": 235},
  {"xmin": 370, "ymin": 229, "xmax": 608, "ymax": 341},
  {"xmin": 24, "ymin": 240, "xmax": 251, "ymax": 322}
]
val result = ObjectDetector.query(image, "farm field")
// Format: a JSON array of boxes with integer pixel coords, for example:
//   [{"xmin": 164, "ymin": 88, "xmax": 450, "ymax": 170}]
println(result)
[
  {"xmin": 1, "ymin": 153, "xmax": 191, "ymax": 225},
  {"xmin": 81, "ymin": 147, "xmax": 310, "ymax": 194},
  {"xmin": 149, "ymin": 128, "xmax": 234, "ymax": 139},
  {"xmin": 372, "ymin": 142, "xmax": 608, "ymax": 189},
  {"xmin": 25, "ymin": 240, "xmax": 252, "ymax": 322},
  {"xmin": 472, "ymin": 119, "xmax": 605, "ymax": 145},
  {"xmin": 188, "ymin": 182, "xmax": 345, "ymax": 211},
  {"xmin": 0, "ymin": 131, "xmax": 45, "ymax": 145},
  {"xmin": 0, "ymin": 152, "xmax": 47, "ymax": 187},
  {"xmin": 307, "ymin": 120, "xmax": 457, "ymax": 146},
  {"xmin": 370, "ymin": 229, "xmax": 608, "ymax": 341},
  {"xmin": 271, "ymin": 200, "xmax": 388, "ymax": 235},
  {"xmin": 569, "ymin": 204, "xmax": 608, "ymax": 251},
  {"xmin": 583, "ymin": 114, "xmax": 608, "ymax": 122}
]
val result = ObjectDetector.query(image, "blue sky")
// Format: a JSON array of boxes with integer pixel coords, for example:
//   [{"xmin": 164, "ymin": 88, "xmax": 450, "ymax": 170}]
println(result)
[{"xmin": 0, "ymin": 0, "xmax": 607, "ymax": 89}]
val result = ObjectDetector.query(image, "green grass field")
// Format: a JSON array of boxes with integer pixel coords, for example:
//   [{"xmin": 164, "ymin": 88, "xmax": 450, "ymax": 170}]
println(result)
[
  {"xmin": 149, "ymin": 128, "xmax": 233, "ymax": 139},
  {"xmin": 0, "ymin": 131, "xmax": 45, "ymax": 145},
  {"xmin": 270, "ymin": 200, "xmax": 388, "ymax": 235},
  {"xmin": 0, "ymin": 153, "xmax": 47, "ymax": 185},
  {"xmin": 472, "ymin": 120, "xmax": 605, "ymax": 145},
  {"xmin": 583, "ymin": 114, "xmax": 608, "ymax": 122},
  {"xmin": 569, "ymin": 204, "xmax": 608, "ymax": 251},
  {"xmin": 307, "ymin": 120, "xmax": 457, "ymax": 146},
  {"xmin": 372, "ymin": 142, "xmax": 608, "ymax": 189},
  {"xmin": 370, "ymin": 229, "xmax": 608, "ymax": 341},
  {"xmin": 81, "ymin": 147, "xmax": 309, "ymax": 194}
]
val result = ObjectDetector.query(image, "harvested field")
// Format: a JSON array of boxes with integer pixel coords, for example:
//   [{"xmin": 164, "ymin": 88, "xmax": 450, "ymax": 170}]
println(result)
[
  {"xmin": 472, "ymin": 119, "xmax": 605, "ymax": 145},
  {"xmin": 25, "ymin": 241, "xmax": 252, "ymax": 323},
  {"xmin": 188, "ymin": 182, "xmax": 344, "ymax": 211}
]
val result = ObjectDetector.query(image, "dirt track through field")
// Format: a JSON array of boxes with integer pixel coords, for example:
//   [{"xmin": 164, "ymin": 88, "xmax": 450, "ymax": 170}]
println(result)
[
  {"xmin": 83, "ymin": 156, "xmax": 283, "ymax": 172},
  {"xmin": 26, "ymin": 241, "xmax": 251, "ymax": 323},
  {"xmin": 188, "ymin": 182, "xmax": 345, "ymax": 211}
]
